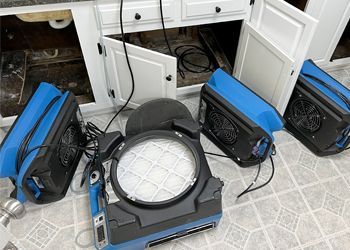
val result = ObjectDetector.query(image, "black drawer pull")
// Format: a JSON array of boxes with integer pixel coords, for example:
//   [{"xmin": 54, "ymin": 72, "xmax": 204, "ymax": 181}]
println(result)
[{"xmin": 215, "ymin": 7, "xmax": 221, "ymax": 13}]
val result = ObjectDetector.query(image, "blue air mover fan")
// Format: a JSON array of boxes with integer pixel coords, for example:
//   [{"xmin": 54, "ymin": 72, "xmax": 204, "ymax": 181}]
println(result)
[
  {"xmin": 284, "ymin": 59, "xmax": 350, "ymax": 156},
  {"xmin": 0, "ymin": 83, "xmax": 86, "ymax": 204},
  {"xmin": 199, "ymin": 69, "xmax": 285, "ymax": 167},
  {"xmin": 88, "ymin": 99, "xmax": 223, "ymax": 250}
]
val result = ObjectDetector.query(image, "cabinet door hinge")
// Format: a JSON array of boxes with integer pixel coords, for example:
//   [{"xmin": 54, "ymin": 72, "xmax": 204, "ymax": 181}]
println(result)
[
  {"xmin": 97, "ymin": 43, "xmax": 103, "ymax": 55},
  {"xmin": 250, "ymin": 0, "xmax": 255, "ymax": 5},
  {"xmin": 110, "ymin": 89, "xmax": 115, "ymax": 98},
  {"xmin": 97, "ymin": 43, "xmax": 106, "ymax": 56}
]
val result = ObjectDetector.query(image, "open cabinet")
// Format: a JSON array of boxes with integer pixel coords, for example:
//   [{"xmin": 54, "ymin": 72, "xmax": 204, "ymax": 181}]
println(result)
[
  {"xmin": 0, "ymin": 13, "xmax": 95, "ymax": 127},
  {"xmin": 305, "ymin": 0, "xmax": 350, "ymax": 67},
  {"xmin": 0, "ymin": 5, "xmax": 113, "ymax": 128},
  {"xmin": 102, "ymin": 21, "xmax": 242, "ymax": 108},
  {"xmin": 98, "ymin": 0, "xmax": 317, "ymax": 114}
]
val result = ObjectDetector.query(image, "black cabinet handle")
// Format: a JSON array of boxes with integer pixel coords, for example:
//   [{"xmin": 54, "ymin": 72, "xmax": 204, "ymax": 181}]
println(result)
[
  {"xmin": 166, "ymin": 75, "xmax": 172, "ymax": 81},
  {"xmin": 135, "ymin": 13, "xmax": 142, "ymax": 20},
  {"xmin": 215, "ymin": 7, "xmax": 221, "ymax": 13}
]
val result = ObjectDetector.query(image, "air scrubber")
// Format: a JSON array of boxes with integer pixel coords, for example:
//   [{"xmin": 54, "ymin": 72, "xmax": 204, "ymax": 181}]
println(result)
[
  {"xmin": 284, "ymin": 59, "xmax": 350, "ymax": 156},
  {"xmin": 199, "ymin": 69, "xmax": 285, "ymax": 167},
  {"xmin": 0, "ymin": 83, "xmax": 86, "ymax": 204},
  {"xmin": 88, "ymin": 99, "xmax": 223, "ymax": 250}
]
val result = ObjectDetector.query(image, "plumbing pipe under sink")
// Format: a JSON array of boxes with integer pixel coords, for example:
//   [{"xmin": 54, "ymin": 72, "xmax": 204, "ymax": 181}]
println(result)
[{"xmin": 16, "ymin": 10, "xmax": 73, "ymax": 29}]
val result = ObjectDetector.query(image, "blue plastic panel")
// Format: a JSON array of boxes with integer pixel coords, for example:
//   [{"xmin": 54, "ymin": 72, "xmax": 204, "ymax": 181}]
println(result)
[
  {"xmin": 207, "ymin": 69, "xmax": 284, "ymax": 139},
  {"xmin": 300, "ymin": 60, "xmax": 350, "ymax": 111}
]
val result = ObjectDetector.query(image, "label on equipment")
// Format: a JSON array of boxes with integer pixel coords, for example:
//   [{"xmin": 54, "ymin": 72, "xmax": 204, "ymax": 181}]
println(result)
[{"xmin": 93, "ymin": 212, "xmax": 108, "ymax": 249}]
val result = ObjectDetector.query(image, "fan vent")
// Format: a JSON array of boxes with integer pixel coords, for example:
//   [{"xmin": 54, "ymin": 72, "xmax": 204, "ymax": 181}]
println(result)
[
  {"xmin": 290, "ymin": 99, "xmax": 322, "ymax": 132},
  {"xmin": 59, "ymin": 125, "xmax": 79, "ymax": 167},
  {"xmin": 208, "ymin": 111, "xmax": 238, "ymax": 145}
]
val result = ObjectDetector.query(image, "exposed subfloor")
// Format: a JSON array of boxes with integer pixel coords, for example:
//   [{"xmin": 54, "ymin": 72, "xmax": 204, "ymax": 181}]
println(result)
[{"xmin": 2, "ymin": 67, "xmax": 350, "ymax": 249}]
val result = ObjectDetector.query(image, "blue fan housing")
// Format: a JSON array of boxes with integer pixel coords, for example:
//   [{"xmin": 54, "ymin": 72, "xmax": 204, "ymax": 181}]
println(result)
[
  {"xmin": 200, "ymin": 69, "xmax": 285, "ymax": 165},
  {"xmin": 0, "ymin": 83, "xmax": 83, "ymax": 203}
]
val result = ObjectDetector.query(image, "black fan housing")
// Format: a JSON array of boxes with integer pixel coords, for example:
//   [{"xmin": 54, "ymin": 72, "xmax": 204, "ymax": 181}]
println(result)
[
  {"xmin": 284, "ymin": 61, "xmax": 350, "ymax": 156},
  {"xmin": 199, "ymin": 85, "xmax": 278, "ymax": 167}
]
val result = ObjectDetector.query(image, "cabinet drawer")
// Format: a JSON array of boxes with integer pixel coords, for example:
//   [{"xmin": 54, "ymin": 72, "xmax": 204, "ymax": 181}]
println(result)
[
  {"xmin": 182, "ymin": 0, "xmax": 247, "ymax": 20},
  {"xmin": 97, "ymin": 0, "xmax": 176, "ymax": 31}
]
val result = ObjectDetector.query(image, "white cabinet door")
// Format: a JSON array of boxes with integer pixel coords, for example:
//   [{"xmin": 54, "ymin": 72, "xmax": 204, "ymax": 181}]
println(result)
[
  {"xmin": 235, "ymin": 22, "xmax": 294, "ymax": 108},
  {"xmin": 234, "ymin": 0, "xmax": 317, "ymax": 114},
  {"xmin": 102, "ymin": 37, "xmax": 177, "ymax": 108},
  {"xmin": 306, "ymin": 0, "xmax": 350, "ymax": 65}
]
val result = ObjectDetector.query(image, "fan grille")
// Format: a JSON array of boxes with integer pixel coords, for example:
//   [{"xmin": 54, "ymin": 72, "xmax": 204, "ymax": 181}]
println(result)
[
  {"xmin": 290, "ymin": 99, "xmax": 322, "ymax": 132},
  {"xmin": 59, "ymin": 125, "xmax": 79, "ymax": 167},
  {"xmin": 208, "ymin": 111, "xmax": 238, "ymax": 145}
]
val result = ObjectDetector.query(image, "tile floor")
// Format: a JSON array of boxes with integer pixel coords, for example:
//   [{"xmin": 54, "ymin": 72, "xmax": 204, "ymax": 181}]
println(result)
[{"xmin": 2, "ymin": 67, "xmax": 350, "ymax": 249}]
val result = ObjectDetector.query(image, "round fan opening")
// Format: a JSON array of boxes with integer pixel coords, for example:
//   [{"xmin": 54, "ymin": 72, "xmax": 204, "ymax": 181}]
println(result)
[
  {"xmin": 116, "ymin": 137, "xmax": 197, "ymax": 203},
  {"xmin": 290, "ymin": 99, "xmax": 322, "ymax": 133},
  {"xmin": 208, "ymin": 111, "xmax": 238, "ymax": 145},
  {"xmin": 59, "ymin": 125, "xmax": 79, "ymax": 167}
]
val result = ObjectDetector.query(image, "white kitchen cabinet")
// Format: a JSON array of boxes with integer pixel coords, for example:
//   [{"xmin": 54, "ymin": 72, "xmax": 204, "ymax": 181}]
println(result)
[
  {"xmin": 0, "ymin": 0, "xmax": 320, "ymax": 128},
  {"xmin": 97, "ymin": 0, "xmax": 252, "ymax": 109},
  {"xmin": 234, "ymin": 0, "xmax": 317, "ymax": 113},
  {"xmin": 99, "ymin": 0, "xmax": 317, "ymax": 114},
  {"xmin": 305, "ymin": 0, "xmax": 350, "ymax": 66}
]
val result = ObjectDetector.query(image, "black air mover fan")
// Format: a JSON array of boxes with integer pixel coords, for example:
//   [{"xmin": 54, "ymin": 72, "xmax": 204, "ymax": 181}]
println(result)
[
  {"xmin": 0, "ymin": 82, "xmax": 86, "ymax": 204},
  {"xmin": 199, "ymin": 69, "xmax": 284, "ymax": 167},
  {"xmin": 284, "ymin": 60, "xmax": 350, "ymax": 156}
]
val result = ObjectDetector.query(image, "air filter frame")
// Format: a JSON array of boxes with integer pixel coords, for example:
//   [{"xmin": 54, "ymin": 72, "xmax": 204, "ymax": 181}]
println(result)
[
  {"xmin": 88, "ymin": 124, "xmax": 223, "ymax": 250},
  {"xmin": 110, "ymin": 132, "xmax": 200, "ymax": 207}
]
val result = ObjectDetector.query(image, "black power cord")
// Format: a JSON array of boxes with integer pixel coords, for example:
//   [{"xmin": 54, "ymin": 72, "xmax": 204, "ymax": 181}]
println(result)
[
  {"xmin": 175, "ymin": 45, "xmax": 213, "ymax": 79},
  {"xmin": 104, "ymin": 0, "xmax": 135, "ymax": 133},
  {"xmin": 237, "ymin": 156, "xmax": 275, "ymax": 198},
  {"xmin": 237, "ymin": 158, "xmax": 261, "ymax": 199},
  {"xmin": 159, "ymin": 0, "xmax": 213, "ymax": 79},
  {"xmin": 159, "ymin": 0, "xmax": 173, "ymax": 57},
  {"xmin": 16, "ymin": 96, "xmax": 60, "ymax": 172},
  {"xmin": 204, "ymin": 151, "xmax": 275, "ymax": 198}
]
